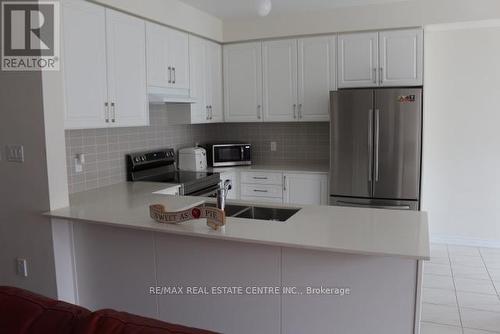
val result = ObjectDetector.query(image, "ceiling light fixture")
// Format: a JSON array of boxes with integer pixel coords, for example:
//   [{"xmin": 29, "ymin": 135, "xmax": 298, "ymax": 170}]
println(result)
[{"xmin": 256, "ymin": 0, "xmax": 272, "ymax": 17}]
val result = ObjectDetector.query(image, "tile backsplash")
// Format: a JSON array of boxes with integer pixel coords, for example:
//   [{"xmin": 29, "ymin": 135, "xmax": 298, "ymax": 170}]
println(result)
[{"xmin": 65, "ymin": 105, "xmax": 329, "ymax": 194}]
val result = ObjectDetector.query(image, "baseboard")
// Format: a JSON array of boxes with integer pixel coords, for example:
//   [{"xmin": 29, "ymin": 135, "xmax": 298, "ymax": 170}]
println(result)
[{"xmin": 431, "ymin": 234, "xmax": 500, "ymax": 249}]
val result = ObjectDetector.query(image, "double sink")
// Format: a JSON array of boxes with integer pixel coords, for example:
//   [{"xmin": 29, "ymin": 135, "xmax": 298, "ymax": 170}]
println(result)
[{"xmin": 204, "ymin": 203, "xmax": 300, "ymax": 222}]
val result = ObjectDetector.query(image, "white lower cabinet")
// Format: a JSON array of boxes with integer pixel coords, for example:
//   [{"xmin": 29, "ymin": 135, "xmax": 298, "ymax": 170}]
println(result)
[
  {"xmin": 238, "ymin": 170, "xmax": 328, "ymax": 206},
  {"xmin": 283, "ymin": 173, "xmax": 328, "ymax": 205},
  {"xmin": 219, "ymin": 170, "xmax": 239, "ymax": 200}
]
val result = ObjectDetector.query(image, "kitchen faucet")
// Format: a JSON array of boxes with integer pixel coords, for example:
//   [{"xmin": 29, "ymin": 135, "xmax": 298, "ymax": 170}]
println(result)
[{"xmin": 216, "ymin": 179, "xmax": 232, "ymax": 211}]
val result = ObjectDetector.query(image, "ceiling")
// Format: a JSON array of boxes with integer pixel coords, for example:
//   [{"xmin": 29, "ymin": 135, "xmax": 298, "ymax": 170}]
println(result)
[{"xmin": 179, "ymin": 0, "xmax": 411, "ymax": 19}]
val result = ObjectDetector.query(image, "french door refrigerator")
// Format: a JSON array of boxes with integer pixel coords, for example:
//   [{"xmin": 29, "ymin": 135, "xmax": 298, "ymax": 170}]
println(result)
[{"xmin": 329, "ymin": 88, "xmax": 422, "ymax": 210}]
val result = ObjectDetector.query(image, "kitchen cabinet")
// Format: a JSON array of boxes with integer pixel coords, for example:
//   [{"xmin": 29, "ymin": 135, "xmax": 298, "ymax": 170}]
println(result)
[
  {"xmin": 379, "ymin": 29, "xmax": 423, "ymax": 87},
  {"xmin": 262, "ymin": 39, "xmax": 298, "ymax": 122},
  {"xmin": 337, "ymin": 29, "xmax": 423, "ymax": 88},
  {"xmin": 146, "ymin": 22, "xmax": 189, "ymax": 90},
  {"xmin": 105, "ymin": 10, "xmax": 148, "ymax": 128},
  {"xmin": 283, "ymin": 173, "xmax": 328, "ymax": 206},
  {"xmin": 219, "ymin": 170, "xmax": 239, "ymax": 200},
  {"xmin": 223, "ymin": 42, "xmax": 263, "ymax": 122},
  {"xmin": 189, "ymin": 36, "xmax": 223, "ymax": 124},
  {"xmin": 297, "ymin": 36, "xmax": 336, "ymax": 121},
  {"xmin": 337, "ymin": 32, "xmax": 379, "ymax": 88},
  {"xmin": 63, "ymin": 1, "xmax": 148, "ymax": 129}
]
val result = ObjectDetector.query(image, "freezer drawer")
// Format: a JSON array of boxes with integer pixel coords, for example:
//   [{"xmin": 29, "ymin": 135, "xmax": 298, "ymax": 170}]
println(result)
[{"xmin": 330, "ymin": 196, "xmax": 419, "ymax": 211}]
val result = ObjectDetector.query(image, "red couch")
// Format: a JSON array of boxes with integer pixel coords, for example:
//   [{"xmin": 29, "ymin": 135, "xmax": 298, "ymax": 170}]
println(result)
[{"xmin": 0, "ymin": 286, "xmax": 218, "ymax": 334}]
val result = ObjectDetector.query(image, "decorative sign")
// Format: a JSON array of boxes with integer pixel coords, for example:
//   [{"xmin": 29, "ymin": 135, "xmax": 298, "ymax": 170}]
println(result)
[{"xmin": 149, "ymin": 204, "xmax": 226, "ymax": 230}]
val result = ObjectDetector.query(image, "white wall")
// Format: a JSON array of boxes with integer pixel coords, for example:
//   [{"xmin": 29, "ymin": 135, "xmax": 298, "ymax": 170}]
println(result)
[
  {"xmin": 223, "ymin": 0, "xmax": 500, "ymax": 42},
  {"xmin": 91, "ymin": 0, "xmax": 223, "ymax": 42},
  {"xmin": 422, "ymin": 21, "xmax": 500, "ymax": 245}
]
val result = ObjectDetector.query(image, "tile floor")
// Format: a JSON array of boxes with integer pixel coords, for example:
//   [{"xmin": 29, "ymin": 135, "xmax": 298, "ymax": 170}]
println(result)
[{"xmin": 421, "ymin": 244, "xmax": 500, "ymax": 333}]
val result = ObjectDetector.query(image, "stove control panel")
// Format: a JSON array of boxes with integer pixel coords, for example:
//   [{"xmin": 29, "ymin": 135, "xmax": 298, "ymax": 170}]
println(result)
[{"xmin": 126, "ymin": 149, "xmax": 177, "ymax": 181}]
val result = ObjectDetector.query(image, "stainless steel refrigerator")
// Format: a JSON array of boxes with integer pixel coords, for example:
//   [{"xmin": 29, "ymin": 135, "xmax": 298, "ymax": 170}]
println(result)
[{"xmin": 329, "ymin": 88, "xmax": 422, "ymax": 210}]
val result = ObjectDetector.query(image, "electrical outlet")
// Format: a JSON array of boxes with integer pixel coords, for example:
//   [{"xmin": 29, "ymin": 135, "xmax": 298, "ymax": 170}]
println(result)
[
  {"xmin": 270, "ymin": 141, "xmax": 277, "ymax": 152},
  {"xmin": 16, "ymin": 258, "xmax": 28, "ymax": 277},
  {"xmin": 6, "ymin": 145, "xmax": 24, "ymax": 163}
]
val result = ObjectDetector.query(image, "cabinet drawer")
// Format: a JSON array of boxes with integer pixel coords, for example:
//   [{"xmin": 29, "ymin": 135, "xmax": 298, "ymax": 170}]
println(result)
[
  {"xmin": 241, "ymin": 171, "xmax": 283, "ymax": 185},
  {"xmin": 241, "ymin": 184, "xmax": 283, "ymax": 198}
]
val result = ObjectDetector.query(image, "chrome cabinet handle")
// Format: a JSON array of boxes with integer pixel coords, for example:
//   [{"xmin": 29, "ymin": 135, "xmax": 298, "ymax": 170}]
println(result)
[
  {"xmin": 172, "ymin": 67, "xmax": 176, "ymax": 84},
  {"xmin": 257, "ymin": 105, "xmax": 262, "ymax": 119},
  {"xmin": 111, "ymin": 102, "xmax": 116, "ymax": 123},
  {"xmin": 373, "ymin": 68, "xmax": 377, "ymax": 84},
  {"xmin": 209, "ymin": 105, "xmax": 213, "ymax": 120},
  {"xmin": 206, "ymin": 106, "xmax": 209, "ymax": 120},
  {"xmin": 379, "ymin": 67, "xmax": 383, "ymax": 85},
  {"xmin": 375, "ymin": 109, "xmax": 380, "ymax": 181},
  {"xmin": 168, "ymin": 66, "xmax": 172, "ymax": 84},
  {"xmin": 368, "ymin": 109, "xmax": 373, "ymax": 182},
  {"xmin": 298, "ymin": 104, "xmax": 302, "ymax": 119},
  {"xmin": 253, "ymin": 176, "xmax": 268, "ymax": 180},
  {"xmin": 104, "ymin": 102, "xmax": 109, "ymax": 123},
  {"xmin": 253, "ymin": 189, "xmax": 268, "ymax": 193},
  {"xmin": 293, "ymin": 104, "xmax": 297, "ymax": 119},
  {"xmin": 283, "ymin": 175, "xmax": 287, "ymax": 191}
]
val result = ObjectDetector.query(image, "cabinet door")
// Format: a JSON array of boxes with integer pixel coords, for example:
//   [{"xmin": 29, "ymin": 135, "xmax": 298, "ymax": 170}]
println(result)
[
  {"xmin": 262, "ymin": 39, "xmax": 298, "ymax": 122},
  {"xmin": 106, "ymin": 10, "xmax": 148, "ymax": 127},
  {"xmin": 223, "ymin": 42, "xmax": 263, "ymax": 122},
  {"xmin": 283, "ymin": 173, "xmax": 328, "ymax": 205},
  {"xmin": 206, "ymin": 41, "xmax": 224, "ymax": 123},
  {"xmin": 297, "ymin": 36, "xmax": 335, "ymax": 122},
  {"xmin": 379, "ymin": 29, "xmax": 423, "ymax": 87},
  {"xmin": 62, "ymin": 0, "xmax": 108, "ymax": 129},
  {"xmin": 146, "ymin": 22, "xmax": 170, "ymax": 88},
  {"xmin": 338, "ymin": 32, "xmax": 379, "ymax": 88},
  {"xmin": 188, "ymin": 35, "xmax": 208, "ymax": 123},
  {"xmin": 169, "ymin": 29, "xmax": 190, "ymax": 89}
]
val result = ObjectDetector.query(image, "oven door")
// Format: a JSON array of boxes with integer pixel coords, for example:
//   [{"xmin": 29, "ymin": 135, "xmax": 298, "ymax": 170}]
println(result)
[
  {"xmin": 212, "ymin": 144, "xmax": 251, "ymax": 167},
  {"xmin": 188, "ymin": 184, "xmax": 220, "ymax": 197}
]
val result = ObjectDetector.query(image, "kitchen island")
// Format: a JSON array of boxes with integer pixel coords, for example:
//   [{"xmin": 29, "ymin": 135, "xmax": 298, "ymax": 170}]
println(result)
[{"xmin": 47, "ymin": 182, "xmax": 429, "ymax": 334}]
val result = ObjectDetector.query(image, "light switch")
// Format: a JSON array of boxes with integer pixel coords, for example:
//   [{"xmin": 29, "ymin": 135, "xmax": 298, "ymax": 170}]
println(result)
[
  {"xmin": 270, "ymin": 141, "xmax": 277, "ymax": 152},
  {"xmin": 16, "ymin": 258, "xmax": 28, "ymax": 277},
  {"xmin": 6, "ymin": 145, "xmax": 24, "ymax": 162}
]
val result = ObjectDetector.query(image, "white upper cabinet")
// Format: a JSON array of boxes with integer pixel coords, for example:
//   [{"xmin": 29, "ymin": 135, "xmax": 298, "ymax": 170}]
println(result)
[
  {"xmin": 168, "ymin": 29, "xmax": 190, "ymax": 89},
  {"xmin": 63, "ymin": 0, "xmax": 148, "ymax": 129},
  {"xmin": 338, "ymin": 29, "xmax": 423, "ymax": 88},
  {"xmin": 337, "ymin": 32, "xmax": 379, "ymax": 88},
  {"xmin": 379, "ymin": 29, "xmax": 423, "ymax": 87},
  {"xmin": 188, "ymin": 36, "xmax": 223, "ymax": 123},
  {"xmin": 205, "ymin": 41, "xmax": 224, "ymax": 122},
  {"xmin": 188, "ymin": 35, "xmax": 207, "ymax": 123},
  {"xmin": 297, "ymin": 36, "xmax": 336, "ymax": 121},
  {"xmin": 262, "ymin": 39, "xmax": 298, "ymax": 122},
  {"xmin": 62, "ymin": 0, "xmax": 108, "ymax": 129},
  {"xmin": 223, "ymin": 42, "xmax": 263, "ymax": 122},
  {"xmin": 283, "ymin": 173, "xmax": 328, "ymax": 206},
  {"xmin": 105, "ymin": 10, "xmax": 148, "ymax": 127},
  {"xmin": 146, "ymin": 22, "xmax": 189, "ymax": 90}
]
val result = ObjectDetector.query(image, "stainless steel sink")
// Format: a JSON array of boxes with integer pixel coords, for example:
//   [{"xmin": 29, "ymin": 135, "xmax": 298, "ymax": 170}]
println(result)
[
  {"xmin": 233, "ymin": 206, "xmax": 300, "ymax": 222},
  {"xmin": 203, "ymin": 203, "xmax": 250, "ymax": 217},
  {"xmin": 203, "ymin": 203, "xmax": 300, "ymax": 222}
]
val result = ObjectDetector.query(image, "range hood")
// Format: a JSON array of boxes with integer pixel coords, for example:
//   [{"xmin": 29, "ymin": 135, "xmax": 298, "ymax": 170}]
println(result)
[{"xmin": 148, "ymin": 86, "xmax": 197, "ymax": 104}]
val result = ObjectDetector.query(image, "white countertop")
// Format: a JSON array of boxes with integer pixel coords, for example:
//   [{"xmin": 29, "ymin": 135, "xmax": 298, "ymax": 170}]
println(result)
[
  {"xmin": 46, "ymin": 182, "xmax": 429, "ymax": 260},
  {"xmin": 209, "ymin": 162, "xmax": 329, "ymax": 174}
]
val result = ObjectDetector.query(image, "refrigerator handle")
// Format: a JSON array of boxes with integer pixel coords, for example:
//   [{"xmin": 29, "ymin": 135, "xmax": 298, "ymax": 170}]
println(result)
[
  {"xmin": 368, "ymin": 109, "xmax": 373, "ymax": 182},
  {"xmin": 375, "ymin": 109, "xmax": 380, "ymax": 182}
]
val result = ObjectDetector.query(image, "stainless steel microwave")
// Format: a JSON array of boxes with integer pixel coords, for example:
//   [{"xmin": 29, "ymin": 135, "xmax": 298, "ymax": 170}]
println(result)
[{"xmin": 205, "ymin": 143, "xmax": 251, "ymax": 167}]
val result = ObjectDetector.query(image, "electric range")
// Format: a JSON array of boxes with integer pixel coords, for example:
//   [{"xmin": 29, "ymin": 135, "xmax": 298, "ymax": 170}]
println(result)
[{"xmin": 126, "ymin": 149, "xmax": 221, "ymax": 196}]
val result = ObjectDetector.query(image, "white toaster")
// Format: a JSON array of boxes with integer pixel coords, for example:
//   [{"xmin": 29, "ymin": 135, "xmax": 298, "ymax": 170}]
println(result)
[{"xmin": 178, "ymin": 147, "xmax": 207, "ymax": 171}]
